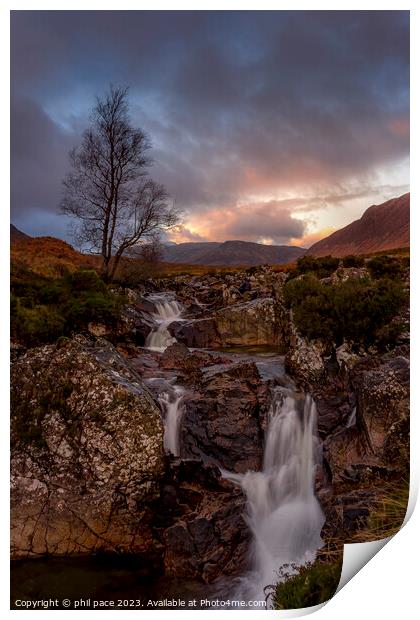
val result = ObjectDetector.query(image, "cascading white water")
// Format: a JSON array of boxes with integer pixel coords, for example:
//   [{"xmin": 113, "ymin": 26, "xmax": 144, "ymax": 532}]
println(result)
[
  {"xmin": 225, "ymin": 388, "xmax": 325, "ymax": 604},
  {"xmin": 145, "ymin": 298, "xmax": 183, "ymax": 351},
  {"xmin": 346, "ymin": 406, "xmax": 357, "ymax": 428},
  {"xmin": 159, "ymin": 385, "xmax": 185, "ymax": 456}
]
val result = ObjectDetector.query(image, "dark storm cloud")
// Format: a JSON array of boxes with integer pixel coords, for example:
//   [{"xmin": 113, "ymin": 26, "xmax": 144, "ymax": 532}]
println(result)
[
  {"xmin": 11, "ymin": 96, "xmax": 74, "ymax": 216},
  {"xmin": 10, "ymin": 11, "xmax": 409, "ymax": 241}
]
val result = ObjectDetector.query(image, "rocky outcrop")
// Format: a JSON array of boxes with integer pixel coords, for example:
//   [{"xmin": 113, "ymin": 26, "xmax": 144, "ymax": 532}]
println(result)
[
  {"xmin": 169, "ymin": 289, "xmax": 287, "ymax": 349},
  {"xmin": 323, "ymin": 266, "xmax": 370, "ymax": 285},
  {"xmin": 180, "ymin": 362, "xmax": 269, "ymax": 472},
  {"xmin": 318, "ymin": 351, "xmax": 409, "ymax": 543},
  {"xmin": 215, "ymin": 298, "xmax": 279, "ymax": 346},
  {"xmin": 159, "ymin": 459, "xmax": 250, "ymax": 583},
  {"xmin": 148, "ymin": 266, "xmax": 287, "ymax": 312},
  {"xmin": 323, "ymin": 353, "xmax": 409, "ymax": 484},
  {"xmin": 115, "ymin": 290, "xmax": 156, "ymax": 346},
  {"xmin": 353, "ymin": 354, "xmax": 409, "ymax": 469},
  {"xmin": 11, "ymin": 335, "xmax": 165, "ymax": 559}
]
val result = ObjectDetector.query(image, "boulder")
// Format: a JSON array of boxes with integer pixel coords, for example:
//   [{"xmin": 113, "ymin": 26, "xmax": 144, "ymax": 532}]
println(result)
[
  {"xmin": 285, "ymin": 330, "xmax": 326, "ymax": 386},
  {"xmin": 169, "ymin": 318, "xmax": 222, "ymax": 348},
  {"xmin": 214, "ymin": 297, "xmax": 279, "ymax": 346},
  {"xmin": 354, "ymin": 355, "xmax": 409, "ymax": 468},
  {"xmin": 160, "ymin": 343, "xmax": 229, "ymax": 378},
  {"xmin": 11, "ymin": 335, "xmax": 165, "ymax": 559},
  {"xmin": 180, "ymin": 362, "xmax": 269, "ymax": 473}
]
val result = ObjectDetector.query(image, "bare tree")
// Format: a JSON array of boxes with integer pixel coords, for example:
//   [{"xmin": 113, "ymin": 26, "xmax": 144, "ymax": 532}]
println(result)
[{"xmin": 61, "ymin": 86, "xmax": 179, "ymax": 281}]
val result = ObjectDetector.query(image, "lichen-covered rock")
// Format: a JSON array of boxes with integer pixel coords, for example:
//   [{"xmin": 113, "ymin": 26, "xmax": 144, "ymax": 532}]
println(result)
[
  {"xmin": 214, "ymin": 297, "xmax": 279, "ymax": 346},
  {"xmin": 11, "ymin": 335, "xmax": 165, "ymax": 559},
  {"xmin": 285, "ymin": 327, "xmax": 326, "ymax": 386},
  {"xmin": 354, "ymin": 355, "xmax": 409, "ymax": 463},
  {"xmin": 323, "ymin": 355, "xmax": 409, "ymax": 485}
]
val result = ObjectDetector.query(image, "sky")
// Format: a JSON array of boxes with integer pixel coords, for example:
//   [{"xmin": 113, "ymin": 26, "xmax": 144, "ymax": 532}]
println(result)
[{"xmin": 10, "ymin": 10, "xmax": 409, "ymax": 248}]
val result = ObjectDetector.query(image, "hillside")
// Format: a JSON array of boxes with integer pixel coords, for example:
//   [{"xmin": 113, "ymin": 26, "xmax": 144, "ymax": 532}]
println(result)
[
  {"xmin": 308, "ymin": 193, "xmax": 409, "ymax": 257},
  {"xmin": 162, "ymin": 240, "xmax": 305, "ymax": 266},
  {"xmin": 11, "ymin": 236, "xmax": 100, "ymax": 278},
  {"xmin": 10, "ymin": 233, "xmax": 242, "ymax": 280},
  {"xmin": 10, "ymin": 224, "xmax": 30, "ymax": 243}
]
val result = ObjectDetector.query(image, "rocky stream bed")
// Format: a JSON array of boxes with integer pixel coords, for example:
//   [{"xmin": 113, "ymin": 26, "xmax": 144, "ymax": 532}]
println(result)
[{"xmin": 10, "ymin": 266, "xmax": 409, "ymax": 608}]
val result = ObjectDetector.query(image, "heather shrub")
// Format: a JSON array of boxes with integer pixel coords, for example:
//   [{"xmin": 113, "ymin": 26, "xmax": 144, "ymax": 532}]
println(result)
[
  {"xmin": 11, "ymin": 269, "xmax": 123, "ymax": 347},
  {"xmin": 367, "ymin": 255, "xmax": 403, "ymax": 279},
  {"xmin": 342, "ymin": 254, "xmax": 364, "ymax": 268},
  {"xmin": 287, "ymin": 255, "xmax": 340, "ymax": 280},
  {"xmin": 284, "ymin": 275, "xmax": 406, "ymax": 348},
  {"xmin": 272, "ymin": 559, "xmax": 342, "ymax": 609}
]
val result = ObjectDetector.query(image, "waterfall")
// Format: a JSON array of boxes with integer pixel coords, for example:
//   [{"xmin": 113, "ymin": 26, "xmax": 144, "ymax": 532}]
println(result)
[
  {"xmin": 158, "ymin": 386, "xmax": 185, "ymax": 456},
  {"xmin": 346, "ymin": 406, "xmax": 357, "ymax": 428},
  {"xmin": 224, "ymin": 388, "xmax": 325, "ymax": 604},
  {"xmin": 145, "ymin": 298, "xmax": 183, "ymax": 352}
]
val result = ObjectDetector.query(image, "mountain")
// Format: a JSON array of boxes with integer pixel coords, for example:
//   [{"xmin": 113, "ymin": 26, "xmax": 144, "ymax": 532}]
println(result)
[
  {"xmin": 162, "ymin": 240, "xmax": 306, "ymax": 266},
  {"xmin": 10, "ymin": 224, "xmax": 31, "ymax": 243},
  {"xmin": 308, "ymin": 193, "xmax": 410, "ymax": 257}
]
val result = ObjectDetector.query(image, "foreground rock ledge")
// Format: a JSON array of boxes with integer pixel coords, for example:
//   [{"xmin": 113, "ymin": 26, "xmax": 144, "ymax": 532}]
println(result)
[{"xmin": 11, "ymin": 335, "xmax": 165, "ymax": 559}]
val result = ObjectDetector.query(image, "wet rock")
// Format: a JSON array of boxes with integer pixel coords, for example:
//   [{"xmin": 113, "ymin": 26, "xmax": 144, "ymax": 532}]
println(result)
[
  {"xmin": 160, "ymin": 343, "xmax": 229, "ymax": 377},
  {"xmin": 316, "ymin": 398, "xmax": 349, "ymax": 437},
  {"xmin": 164, "ymin": 524, "xmax": 199, "ymax": 578},
  {"xmin": 160, "ymin": 342, "xmax": 192, "ymax": 368},
  {"xmin": 11, "ymin": 335, "xmax": 165, "ymax": 559},
  {"xmin": 169, "ymin": 319, "xmax": 222, "ymax": 348},
  {"xmin": 162, "ymin": 460, "xmax": 250, "ymax": 583},
  {"xmin": 175, "ymin": 459, "xmax": 228, "ymax": 491},
  {"xmin": 323, "ymin": 427, "xmax": 372, "ymax": 486},
  {"xmin": 108, "ymin": 298, "xmax": 154, "ymax": 346},
  {"xmin": 180, "ymin": 362, "xmax": 268, "ymax": 473},
  {"xmin": 320, "ymin": 351, "xmax": 410, "ymax": 545}
]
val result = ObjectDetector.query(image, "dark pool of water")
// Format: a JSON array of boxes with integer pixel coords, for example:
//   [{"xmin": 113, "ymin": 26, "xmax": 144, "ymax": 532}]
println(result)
[
  {"xmin": 11, "ymin": 556, "xmax": 226, "ymax": 610},
  {"xmin": 210, "ymin": 344, "xmax": 286, "ymax": 357}
]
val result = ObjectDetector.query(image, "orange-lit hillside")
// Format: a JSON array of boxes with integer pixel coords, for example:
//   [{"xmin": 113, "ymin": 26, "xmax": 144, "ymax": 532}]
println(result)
[{"xmin": 11, "ymin": 236, "xmax": 101, "ymax": 278}]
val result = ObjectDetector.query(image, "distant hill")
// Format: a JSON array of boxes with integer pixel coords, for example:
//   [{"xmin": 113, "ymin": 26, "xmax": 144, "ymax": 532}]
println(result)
[
  {"xmin": 10, "ymin": 224, "xmax": 31, "ymax": 243},
  {"xmin": 308, "ymin": 193, "xmax": 410, "ymax": 257},
  {"xmin": 162, "ymin": 240, "xmax": 306, "ymax": 266}
]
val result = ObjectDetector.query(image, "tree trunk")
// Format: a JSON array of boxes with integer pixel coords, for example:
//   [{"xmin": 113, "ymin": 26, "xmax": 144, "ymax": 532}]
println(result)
[
  {"xmin": 101, "ymin": 256, "xmax": 111, "ymax": 282},
  {"xmin": 109, "ymin": 251, "xmax": 124, "ymax": 282}
]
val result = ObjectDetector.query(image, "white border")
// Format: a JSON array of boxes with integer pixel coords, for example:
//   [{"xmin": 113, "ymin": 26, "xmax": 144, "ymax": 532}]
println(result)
[{"xmin": 2, "ymin": 2, "xmax": 418, "ymax": 618}]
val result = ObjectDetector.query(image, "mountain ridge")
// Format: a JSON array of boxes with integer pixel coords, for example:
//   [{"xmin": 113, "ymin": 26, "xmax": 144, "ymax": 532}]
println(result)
[
  {"xmin": 162, "ymin": 239, "xmax": 306, "ymax": 266},
  {"xmin": 10, "ymin": 192, "xmax": 410, "ymax": 271},
  {"xmin": 307, "ymin": 193, "xmax": 409, "ymax": 257}
]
